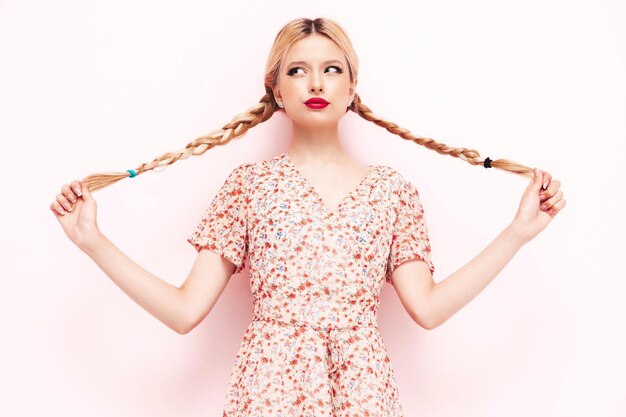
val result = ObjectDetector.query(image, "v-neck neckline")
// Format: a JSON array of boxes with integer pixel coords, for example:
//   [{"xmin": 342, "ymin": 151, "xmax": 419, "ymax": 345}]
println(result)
[{"xmin": 282, "ymin": 152, "xmax": 376, "ymax": 221}]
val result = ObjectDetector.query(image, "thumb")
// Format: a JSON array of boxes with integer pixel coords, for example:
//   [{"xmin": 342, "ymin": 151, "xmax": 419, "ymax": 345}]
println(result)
[
  {"xmin": 531, "ymin": 167, "xmax": 543, "ymax": 191},
  {"xmin": 81, "ymin": 183, "xmax": 93, "ymax": 201}
]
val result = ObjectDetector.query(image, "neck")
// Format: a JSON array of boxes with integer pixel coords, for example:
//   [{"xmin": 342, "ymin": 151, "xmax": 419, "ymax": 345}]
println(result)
[{"xmin": 287, "ymin": 123, "xmax": 348, "ymax": 166}]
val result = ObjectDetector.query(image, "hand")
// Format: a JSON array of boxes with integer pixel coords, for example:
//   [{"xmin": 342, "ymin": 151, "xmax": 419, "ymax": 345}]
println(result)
[
  {"xmin": 511, "ymin": 167, "xmax": 566, "ymax": 243},
  {"xmin": 50, "ymin": 180, "xmax": 101, "ymax": 248}
]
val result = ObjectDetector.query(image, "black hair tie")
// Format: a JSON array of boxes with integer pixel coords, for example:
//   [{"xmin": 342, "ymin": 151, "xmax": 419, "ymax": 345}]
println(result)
[{"xmin": 483, "ymin": 157, "xmax": 493, "ymax": 169}]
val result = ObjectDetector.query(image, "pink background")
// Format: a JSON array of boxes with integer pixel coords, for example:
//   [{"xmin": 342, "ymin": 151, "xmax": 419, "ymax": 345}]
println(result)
[{"xmin": 2, "ymin": 0, "xmax": 624, "ymax": 416}]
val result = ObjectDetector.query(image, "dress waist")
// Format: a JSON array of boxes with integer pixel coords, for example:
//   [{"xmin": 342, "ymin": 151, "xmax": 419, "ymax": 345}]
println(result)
[{"xmin": 250, "ymin": 313, "xmax": 378, "ymax": 374}]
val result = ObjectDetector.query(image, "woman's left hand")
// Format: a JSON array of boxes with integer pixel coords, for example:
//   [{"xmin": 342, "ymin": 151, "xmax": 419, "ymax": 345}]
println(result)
[{"xmin": 511, "ymin": 167, "xmax": 566, "ymax": 244}]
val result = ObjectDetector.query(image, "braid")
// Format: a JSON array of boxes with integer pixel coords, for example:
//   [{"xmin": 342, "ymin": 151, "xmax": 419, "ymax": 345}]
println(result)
[
  {"xmin": 79, "ymin": 92, "xmax": 279, "ymax": 193},
  {"xmin": 79, "ymin": 88, "xmax": 532, "ymax": 194},
  {"xmin": 349, "ymin": 93, "xmax": 534, "ymax": 179},
  {"xmin": 77, "ymin": 16, "xmax": 537, "ymax": 194}
]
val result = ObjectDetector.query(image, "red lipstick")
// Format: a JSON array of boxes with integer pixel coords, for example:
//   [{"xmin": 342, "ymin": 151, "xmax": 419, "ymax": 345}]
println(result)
[{"xmin": 305, "ymin": 97, "xmax": 329, "ymax": 109}]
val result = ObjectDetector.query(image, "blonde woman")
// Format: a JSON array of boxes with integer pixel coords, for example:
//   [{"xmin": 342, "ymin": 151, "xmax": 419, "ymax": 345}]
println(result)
[{"xmin": 50, "ymin": 17, "xmax": 565, "ymax": 417}]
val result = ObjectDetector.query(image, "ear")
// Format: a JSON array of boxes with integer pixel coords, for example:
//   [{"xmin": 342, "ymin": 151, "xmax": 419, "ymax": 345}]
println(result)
[
  {"xmin": 272, "ymin": 87, "xmax": 282, "ymax": 103},
  {"xmin": 348, "ymin": 78, "xmax": 358, "ymax": 103}
]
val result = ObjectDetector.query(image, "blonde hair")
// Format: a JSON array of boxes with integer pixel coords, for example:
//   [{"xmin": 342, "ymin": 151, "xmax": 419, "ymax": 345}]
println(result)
[{"xmin": 80, "ymin": 17, "xmax": 534, "ymax": 193}]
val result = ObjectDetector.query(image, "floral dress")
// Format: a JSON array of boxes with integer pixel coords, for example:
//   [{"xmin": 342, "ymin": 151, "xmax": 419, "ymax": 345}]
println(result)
[{"xmin": 187, "ymin": 152, "xmax": 435, "ymax": 417}]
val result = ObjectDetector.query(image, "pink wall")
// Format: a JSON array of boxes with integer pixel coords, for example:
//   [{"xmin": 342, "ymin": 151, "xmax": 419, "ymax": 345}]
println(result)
[{"xmin": 2, "ymin": 0, "xmax": 624, "ymax": 416}]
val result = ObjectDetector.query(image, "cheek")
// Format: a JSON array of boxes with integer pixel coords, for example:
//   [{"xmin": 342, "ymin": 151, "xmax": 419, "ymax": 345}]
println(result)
[
  {"xmin": 280, "ymin": 80, "xmax": 304, "ymax": 98},
  {"xmin": 328, "ymin": 79, "xmax": 351, "ymax": 98}
]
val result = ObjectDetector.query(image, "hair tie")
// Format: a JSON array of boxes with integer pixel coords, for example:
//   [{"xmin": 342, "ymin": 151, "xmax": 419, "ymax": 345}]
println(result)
[
  {"xmin": 483, "ymin": 157, "xmax": 492, "ymax": 169},
  {"xmin": 127, "ymin": 169, "xmax": 137, "ymax": 178}
]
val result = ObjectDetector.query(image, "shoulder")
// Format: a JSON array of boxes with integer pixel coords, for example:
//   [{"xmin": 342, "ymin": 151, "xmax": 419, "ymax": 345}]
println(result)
[
  {"xmin": 229, "ymin": 158, "xmax": 276, "ymax": 195},
  {"xmin": 217, "ymin": 162, "xmax": 256, "ymax": 197},
  {"xmin": 375, "ymin": 165, "xmax": 407, "ymax": 190},
  {"xmin": 224, "ymin": 162, "xmax": 254, "ymax": 183},
  {"xmin": 376, "ymin": 165, "xmax": 425, "ymax": 208},
  {"xmin": 379, "ymin": 164, "xmax": 399, "ymax": 174},
  {"xmin": 243, "ymin": 154, "xmax": 286, "ymax": 183},
  {"xmin": 230, "ymin": 158, "xmax": 268, "ymax": 178}
]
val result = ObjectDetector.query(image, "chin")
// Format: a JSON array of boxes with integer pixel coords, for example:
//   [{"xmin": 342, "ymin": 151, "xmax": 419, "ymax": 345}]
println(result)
[{"xmin": 292, "ymin": 111, "xmax": 344, "ymax": 126}]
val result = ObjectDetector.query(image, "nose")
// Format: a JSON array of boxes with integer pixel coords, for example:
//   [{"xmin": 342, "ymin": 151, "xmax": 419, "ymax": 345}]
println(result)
[{"xmin": 309, "ymin": 71, "xmax": 324, "ymax": 93}]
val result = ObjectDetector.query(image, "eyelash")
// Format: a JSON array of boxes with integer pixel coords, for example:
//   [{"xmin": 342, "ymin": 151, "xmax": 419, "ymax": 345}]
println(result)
[{"xmin": 287, "ymin": 65, "xmax": 344, "ymax": 76}]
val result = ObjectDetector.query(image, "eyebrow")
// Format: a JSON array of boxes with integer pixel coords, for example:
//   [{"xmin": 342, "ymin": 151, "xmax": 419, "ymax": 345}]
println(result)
[{"xmin": 286, "ymin": 59, "xmax": 344, "ymax": 67}]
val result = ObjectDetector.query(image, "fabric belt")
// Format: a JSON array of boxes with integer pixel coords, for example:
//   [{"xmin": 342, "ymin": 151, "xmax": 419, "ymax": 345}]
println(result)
[{"xmin": 251, "ymin": 314, "xmax": 377, "ymax": 374}]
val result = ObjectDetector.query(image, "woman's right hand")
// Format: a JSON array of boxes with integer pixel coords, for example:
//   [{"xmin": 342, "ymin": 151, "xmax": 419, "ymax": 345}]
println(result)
[{"xmin": 50, "ymin": 180, "xmax": 101, "ymax": 248}]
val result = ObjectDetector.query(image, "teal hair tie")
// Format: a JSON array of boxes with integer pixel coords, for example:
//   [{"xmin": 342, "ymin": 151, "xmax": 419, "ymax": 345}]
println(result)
[{"xmin": 127, "ymin": 169, "xmax": 137, "ymax": 178}]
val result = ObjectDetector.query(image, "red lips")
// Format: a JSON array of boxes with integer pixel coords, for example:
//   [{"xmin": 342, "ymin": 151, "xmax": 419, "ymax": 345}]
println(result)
[
  {"xmin": 305, "ymin": 97, "xmax": 329, "ymax": 104},
  {"xmin": 305, "ymin": 97, "xmax": 329, "ymax": 109}
]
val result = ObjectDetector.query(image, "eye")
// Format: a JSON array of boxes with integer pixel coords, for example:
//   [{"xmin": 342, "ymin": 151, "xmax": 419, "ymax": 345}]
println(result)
[
  {"xmin": 327, "ymin": 65, "xmax": 343, "ymax": 74},
  {"xmin": 287, "ymin": 67, "xmax": 304, "ymax": 76},
  {"xmin": 286, "ymin": 65, "xmax": 344, "ymax": 76}
]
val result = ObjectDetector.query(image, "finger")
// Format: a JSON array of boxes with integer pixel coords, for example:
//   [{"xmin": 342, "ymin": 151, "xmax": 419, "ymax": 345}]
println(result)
[
  {"xmin": 70, "ymin": 180, "xmax": 83, "ymax": 198},
  {"xmin": 61, "ymin": 184, "xmax": 77, "ymax": 204},
  {"xmin": 541, "ymin": 191, "xmax": 562, "ymax": 210},
  {"xmin": 541, "ymin": 171, "xmax": 552, "ymax": 191},
  {"xmin": 540, "ymin": 185, "xmax": 553, "ymax": 202},
  {"xmin": 56, "ymin": 193, "xmax": 73, "ymax": 212},
  {"xmin": 540, "ymin": 190, "xmax": 563, "ymax": 211},
  {"xmin": 540, "ymin": 187, "xmax": 552, "ymax": 202},
  {"xmin": 81, "ymin": 182, "xmax": 92, "ymax": 201},
  {"xmin": 51, "ymin": 201, "xmax": 67, "ymax": 216},
  {"xmin": 548, "ymin": 199, "xmax": 566, "ymax": 216},
  {"xmin": 532, "ymin": 168, "xmax": 544, "ymax": 192},
  {"xmin": 540, "ymin": 179, "xmax": 561, "ymax": 201}
]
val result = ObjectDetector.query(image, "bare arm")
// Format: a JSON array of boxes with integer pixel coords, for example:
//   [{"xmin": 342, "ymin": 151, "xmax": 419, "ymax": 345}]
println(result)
[
  {"xmin": 80, "ymin": 231, "xmax": 236, "ymax": 334},
  {"xmin": 54, "ymin": 179, "xmax": 237, "ymax": 335},
  {"xmin": 421, "ymin": 167, "xmax": 566, "ymax": 329},
  {"xmin": 423, "ymin": 223, "xmax": 527, "ymax": 329},
  {"xmin": 393, "ymin": 169, "xmax": 563, "ymax": 330},
  {"xmin": 79, "ymin": 232, "xmax": 190, "ymax": 334},
  {"xmin": 80, "ymin": 230, "xmax": 236, "ymax": 335}
]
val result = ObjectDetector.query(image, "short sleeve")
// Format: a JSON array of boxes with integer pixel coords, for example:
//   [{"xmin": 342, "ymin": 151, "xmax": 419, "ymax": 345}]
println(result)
[
  {"xmin": 385, "ymin": 177, "xmax": 435, "ymax": 285},
  {"xmin": 187, "ymin": 163, "xmax": 251, "ymax": 274}
]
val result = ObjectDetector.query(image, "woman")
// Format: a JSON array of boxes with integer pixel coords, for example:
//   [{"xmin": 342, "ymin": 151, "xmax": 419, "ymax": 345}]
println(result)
[{"xmin": 50, "ymin": 17, "xmax": 565, "ymax": 417}]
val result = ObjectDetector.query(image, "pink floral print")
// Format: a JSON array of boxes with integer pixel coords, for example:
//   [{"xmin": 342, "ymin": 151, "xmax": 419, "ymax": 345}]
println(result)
[{"xmin": 187, "ymin": 152, "xmax": 435, "ymax": 416}]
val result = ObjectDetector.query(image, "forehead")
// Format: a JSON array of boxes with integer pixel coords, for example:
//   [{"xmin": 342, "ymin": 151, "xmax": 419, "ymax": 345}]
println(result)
[{"xmin": 283, "ymin": 34, "xmax": 346, "ymax": 65}]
